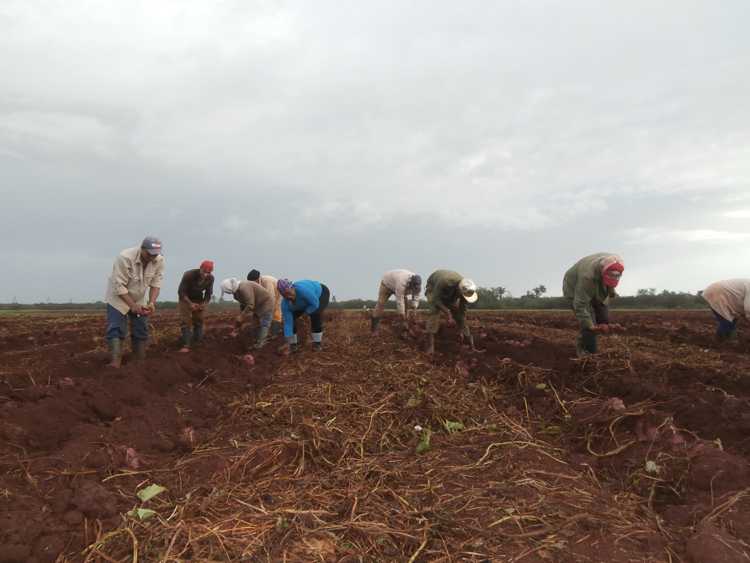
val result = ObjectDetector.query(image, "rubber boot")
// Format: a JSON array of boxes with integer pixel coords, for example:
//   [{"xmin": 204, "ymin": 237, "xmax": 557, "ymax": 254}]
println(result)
[
  {"xmin": 427, "ymin": 333, "xmax": 435, "ymax": 355},
  {"xmin": 289, "ymin": 334, "xmax": 300, "ymax": 353},
  {"xmin": 270, "ymin": 321, "xmax": 282, "ymax": 337},
  {"xmin": 311, "ymin": 331, "xmax": 323, "ymax": 352},
  {"xmin": 577, "ymin": 330, "xmax": 597, "ymax": 358},
  {"xmin": 254, "ymin": 324, "xmax": 270, "ymax": 349},
  {"xmin": 370, "ymin": 316, "xmax": 380, "ymax": 333},
  {"xmin": 107, "ymin": 339, "xmax": 122, "ymax": 368},
  {"xmin": 132, "ymin": 339, "xmax": 147, "ymax": 361},
  {"xmin": 192, "ymin": 323, "xmax": 204, "ymax": 345},
  {"xmin": 180, "ymin": 327, "xmax": 192, "ymax": 348}
]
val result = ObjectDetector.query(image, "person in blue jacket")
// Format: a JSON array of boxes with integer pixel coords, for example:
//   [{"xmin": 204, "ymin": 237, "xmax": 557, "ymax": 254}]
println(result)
[{"xmin": 277, "ymin": 278, "xmax": 331, "ymax": 353}]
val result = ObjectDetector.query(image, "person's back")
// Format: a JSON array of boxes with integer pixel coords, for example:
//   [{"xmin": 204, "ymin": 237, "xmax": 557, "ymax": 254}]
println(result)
[
  {"xmin": 704, "ymin": 279, "xmax": 750, "ymax": 321},
  {"xmin": 562, "ymin": 253, "xmax": 611, "ymax": 300},
  {"xmin": 236, "ymin": 280, "xmax": 273, "ymax": 314}
]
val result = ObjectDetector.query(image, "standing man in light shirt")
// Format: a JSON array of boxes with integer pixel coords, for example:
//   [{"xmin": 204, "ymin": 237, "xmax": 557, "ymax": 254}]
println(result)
[
  {"xmin": 371, "ymin": 269, "xmax": 422, "ymax": 334},
  {"xmin": 105, "ymin": 236, "xmax": 165, "ymax": 368}
]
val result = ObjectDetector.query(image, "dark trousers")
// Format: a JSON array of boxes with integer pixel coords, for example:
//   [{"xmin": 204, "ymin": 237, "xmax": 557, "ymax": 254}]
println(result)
[
  {"xmin": 291, "ymin": 285, "xmax": 330, "ymax": 334},
  {"xmin": 580, "ymin": 301, "xmax": 609, "ymax": 353},
  {"xmin": 712, "ymin": 309, "xmax": 737, "ymax": 339}
]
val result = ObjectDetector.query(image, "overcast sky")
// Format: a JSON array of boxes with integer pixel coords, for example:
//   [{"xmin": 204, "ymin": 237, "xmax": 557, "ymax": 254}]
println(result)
[{"xmin": 1, "ymin": 1, "xmax": 749, "ymax": 302}]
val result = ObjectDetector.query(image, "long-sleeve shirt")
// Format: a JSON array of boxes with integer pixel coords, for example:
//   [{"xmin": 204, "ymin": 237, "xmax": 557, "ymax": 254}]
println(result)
[
  {"xmin": 234, "ymin": 281, "xmax": 274, "ymax": 320},
  {"xmin": 425, "ymin": 269, "xmax": 468, "ymax": 319},
  {"xmin": 281, "ymin": 280, "xmax": 323, "ymax": 337},
  {"xmin": 105, "ymin": 247, "xmax": 165, "ymax": 314},
  {"xmin": 381, "ymin": 269, "xmax": 420, "ymax": 316},
  {"xmin": 562, "ymin": 253, "xmax": 617, "ymax": 330},
  {"xmin": 703, "ymin": 279, "xmax": 750, "ymax": 322},
  {"xmin": 178, "ymin": 269, "xmax": 214, "ymax": 304}
]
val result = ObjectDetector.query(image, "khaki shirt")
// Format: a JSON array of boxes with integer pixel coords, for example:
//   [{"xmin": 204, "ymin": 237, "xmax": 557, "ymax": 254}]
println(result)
[
  {"xmin": 106, "ymin": 247, "xmax": 165, "ymax": 314},
  {"xmin": 235, "ymin": 281, "xmax": 274, "ymax": 319}
]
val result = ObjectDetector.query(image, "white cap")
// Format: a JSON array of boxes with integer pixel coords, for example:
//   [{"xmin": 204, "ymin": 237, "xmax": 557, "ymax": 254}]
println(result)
[{"xmin": 459, "ymin": 278, "xmax": 478, "ymax": 303}]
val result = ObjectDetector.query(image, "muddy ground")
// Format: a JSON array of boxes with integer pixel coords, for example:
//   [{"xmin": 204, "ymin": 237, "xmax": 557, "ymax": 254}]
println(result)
[{"xmin": 1, "ymin": 309, "xmax": 749, "ymax": 562}]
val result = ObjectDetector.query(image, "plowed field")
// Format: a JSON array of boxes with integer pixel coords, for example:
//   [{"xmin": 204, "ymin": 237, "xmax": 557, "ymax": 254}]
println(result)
[{"xmin": 1, "ymin": 309, "xmax": 749, "ymax": 562}]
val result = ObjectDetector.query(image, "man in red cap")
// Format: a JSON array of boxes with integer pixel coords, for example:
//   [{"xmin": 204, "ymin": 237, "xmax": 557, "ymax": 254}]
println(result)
[
  {"xmin": 562, "ymin": 253, "xmax": 624, "ymax": 357},
  {"xmin": 177, "ymin": 260, "xmax": 215, "ymax": 352}
]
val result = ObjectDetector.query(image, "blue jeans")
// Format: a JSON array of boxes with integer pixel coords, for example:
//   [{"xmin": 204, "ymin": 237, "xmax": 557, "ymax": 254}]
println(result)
[
  {"xmin": 106, "ymin": 304, "xmax": 149, "ymax": 342},
  {"xmin": 712, "ymin": 309, "xmax": 737, "ymax": 338}
]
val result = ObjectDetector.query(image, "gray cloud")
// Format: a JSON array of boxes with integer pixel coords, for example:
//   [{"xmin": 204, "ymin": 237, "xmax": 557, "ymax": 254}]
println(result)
[{"xmin": 1, "ymin": 0, "xmax": 749, "ymax": 302}]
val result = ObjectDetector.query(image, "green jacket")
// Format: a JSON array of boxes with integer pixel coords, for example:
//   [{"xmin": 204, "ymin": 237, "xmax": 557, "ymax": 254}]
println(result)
[
  {"xmin": 562, "ymin": 253, "xmax": 616, "ymax": 329},
  {"xmin": 426, "ymin": 269, "xmax": 466, "ymax": 317}
]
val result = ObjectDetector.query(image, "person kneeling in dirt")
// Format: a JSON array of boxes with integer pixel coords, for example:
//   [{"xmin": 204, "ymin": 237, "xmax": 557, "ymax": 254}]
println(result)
[
  {"xmin": 105, "ymin": 236, "xmax": 165, "ymax": 368},
  {"xmin": 247, "ymin": 269, "xmax": 283, "ymax": 337},
  {"xmin": 277, "ymin": 279, "xmax": 330, "ymax": 353},
  {"xmin": 220, "ymin": 278, "xmax": 275, "ymax": 350},
  {"xmin": 563, "ymin": 253, "xmax": 624, "ymax": 357},
  {"xmin": 701, "ymin": 279, "xmax": 750, "ymax": 342},
  {"xmin": 177, "ymin": 260, "xmax": 215, "ymax": 353},
  {"xmin": 371, "ymin": 269, "xmax": 422, "ymax": 335},
  {"xmin": 425, "ymin": 270, "xmax": 479, "ymax": 355}
]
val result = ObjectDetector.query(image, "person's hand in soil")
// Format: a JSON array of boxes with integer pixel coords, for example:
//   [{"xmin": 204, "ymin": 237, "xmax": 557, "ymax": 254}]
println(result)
[{"xmin": 593, "ymin": 323, "xmax": 610, "ymax": 334}]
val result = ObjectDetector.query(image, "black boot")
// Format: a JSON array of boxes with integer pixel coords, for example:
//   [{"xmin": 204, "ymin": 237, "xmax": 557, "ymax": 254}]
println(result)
[
  {"xmin": 180, "ymin": 327, "xmax": 192, "ymax": 348},
  {"xmin": 192, "ymin": 323, "xmax": 204, "ymax": 345}
]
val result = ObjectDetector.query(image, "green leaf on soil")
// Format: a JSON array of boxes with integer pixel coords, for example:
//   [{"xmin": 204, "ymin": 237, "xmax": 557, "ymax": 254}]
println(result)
[
  {"xmin": 136, "ymin": 484, "xmax": 167, "ymax": 503},
  {"xmin": 127, "ymin": 507, "xmax": 157, "ymax": 520},
  {"xmin": 416, "ymin": 429, "xmax": 432, "ymax": 454},
  {"xmin": 442, "ymin": 420, "xmax": 465, "ymax": 434}
]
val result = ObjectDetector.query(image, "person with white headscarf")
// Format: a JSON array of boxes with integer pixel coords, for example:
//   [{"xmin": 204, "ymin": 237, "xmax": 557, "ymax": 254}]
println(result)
[
  {"xmin": 220, "ymin": 278, "xmax": 275, "ymax": 349},
  {"xmin": 563, "ymin": 253, "xmax": 624, "ymax": 357}
]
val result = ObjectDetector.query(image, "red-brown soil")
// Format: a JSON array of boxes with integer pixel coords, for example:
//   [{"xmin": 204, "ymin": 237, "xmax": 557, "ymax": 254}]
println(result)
[{"xmin": 1, "ymin": 308, "xmax": 749, "ymax": 562}]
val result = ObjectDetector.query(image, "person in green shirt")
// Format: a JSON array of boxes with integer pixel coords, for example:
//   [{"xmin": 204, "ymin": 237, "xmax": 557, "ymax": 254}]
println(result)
[
  {"xmin": 425, "ymin": 269, "xmax": 479, "ymax": 355},
  {"xmin": 562, "ymin": 253, "xmax": 624, "ymax": 357}
]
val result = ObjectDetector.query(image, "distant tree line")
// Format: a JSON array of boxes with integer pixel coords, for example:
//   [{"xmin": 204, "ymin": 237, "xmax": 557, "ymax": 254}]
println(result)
[{"xmin": 0, "ymin": 288, "xmax": 708, "ymax": 311}]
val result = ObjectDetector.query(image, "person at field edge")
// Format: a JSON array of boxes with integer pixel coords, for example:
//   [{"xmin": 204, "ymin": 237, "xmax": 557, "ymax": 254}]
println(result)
[
  {"xmin": 105, "ymin": 236, "xmax": 164, "ymax": 368},
  {"xmin": 701, "ymin": 279, "xmax": 750, "ymax": 342},
  {"xmin": 177, "ymin": 260, "xmax": 215, "ymax": 353},
  {"xmin": 562, "ymin": 253, "xmax": 624, "ymax": 357},
  {"xmin": 425, "ymin": 269, "xmax": 479, "ymax": 355},
  {"xmin": 247, "ymin": 269, "xmax": 283, "ymax": 336},
  {"xmin": 220, "ymin": 278, "xmax": 275, "ymax": 349},
  {"xmin": 371, "ymin": 269, "xmax": 422, "ymax": 334},
  {"xmin": 277, "ymin": 278, "xmax": 330, "ymax": 353}
]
